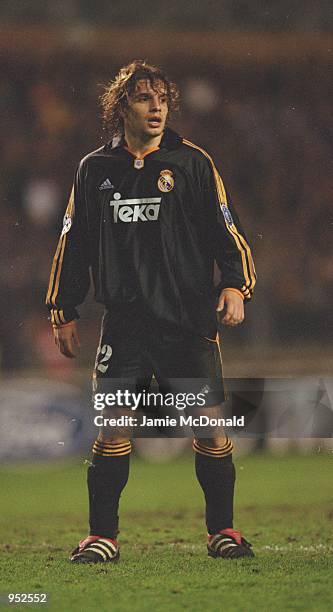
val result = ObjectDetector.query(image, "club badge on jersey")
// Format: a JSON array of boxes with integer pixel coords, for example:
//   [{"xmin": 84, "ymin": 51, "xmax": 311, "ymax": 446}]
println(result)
[{"xmin": 158, "ymin": 169, "xmax": 174, "ymax": 192}]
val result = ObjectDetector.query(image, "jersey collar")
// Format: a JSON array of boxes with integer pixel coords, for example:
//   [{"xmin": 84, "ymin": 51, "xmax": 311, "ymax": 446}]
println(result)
[{"xmin": 108, "ymin": 127, "xmax": 182, "ymax": 153}]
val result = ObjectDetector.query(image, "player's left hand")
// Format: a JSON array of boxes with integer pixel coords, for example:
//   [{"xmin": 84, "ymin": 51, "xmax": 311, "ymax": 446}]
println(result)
[
  {"xmin": 53, "ymin": 320, "xmax": 81, "ymax": 358},
  {"xmin": 217, "ymin": 289, "xmax": 244, "ymax": 326}
]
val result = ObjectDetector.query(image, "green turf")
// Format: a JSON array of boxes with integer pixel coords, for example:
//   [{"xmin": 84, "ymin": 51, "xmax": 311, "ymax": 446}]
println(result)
[{"xmin": 0, "ymin": 453, "xmax": 332, "ymax": 611}]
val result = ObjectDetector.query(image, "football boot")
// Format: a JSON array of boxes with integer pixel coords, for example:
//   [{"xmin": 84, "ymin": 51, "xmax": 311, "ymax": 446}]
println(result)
[
  {"xmin": 70, "ymin": 535, "xmax": 120, "ymax": 563},
  {"xmin": 207, "ymin": 528, "xmax": 254, "ymax": 559}
]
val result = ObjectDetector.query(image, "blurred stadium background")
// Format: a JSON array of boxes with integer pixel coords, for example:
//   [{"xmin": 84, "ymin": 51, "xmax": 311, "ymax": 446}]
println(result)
[{"xmin": 0, "ymin": 1, "xmax": 332, "ymax": 459}]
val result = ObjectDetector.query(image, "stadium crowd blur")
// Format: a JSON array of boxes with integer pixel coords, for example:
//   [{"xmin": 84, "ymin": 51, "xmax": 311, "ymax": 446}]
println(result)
[{"xmin": 1, "ymin": 27, "xmax": 332, "ymax": 372}]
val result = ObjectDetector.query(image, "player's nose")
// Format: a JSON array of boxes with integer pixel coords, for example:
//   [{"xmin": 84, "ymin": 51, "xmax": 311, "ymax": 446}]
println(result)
[{"xmin": 150, "ymin": 95, "xmax": 161, "ymax": 111}]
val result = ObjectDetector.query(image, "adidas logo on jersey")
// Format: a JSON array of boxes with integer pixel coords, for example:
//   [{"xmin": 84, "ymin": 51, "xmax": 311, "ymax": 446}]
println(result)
[
  {"xmin": 110, "ymin": 197, "xmax": 161, "ymax": 223},
  {"xmin": 99, "ymin": 178, "xmax": 114, "ymax": 190}
]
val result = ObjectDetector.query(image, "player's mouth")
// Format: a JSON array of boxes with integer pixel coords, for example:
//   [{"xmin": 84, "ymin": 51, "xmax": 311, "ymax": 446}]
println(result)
[{"xmin": 147, "ymin": 116, "xmax": 162, "ymax": 128}]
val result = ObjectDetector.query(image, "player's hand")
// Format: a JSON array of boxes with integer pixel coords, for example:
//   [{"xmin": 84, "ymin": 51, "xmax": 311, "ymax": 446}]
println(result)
[
  {"xmin": 53, "ymin": 320, "xmax": 80, "ymax": 358},
  {"xmin": 217, "ymin": 289, "xmax": 244, "ymax": 326}
]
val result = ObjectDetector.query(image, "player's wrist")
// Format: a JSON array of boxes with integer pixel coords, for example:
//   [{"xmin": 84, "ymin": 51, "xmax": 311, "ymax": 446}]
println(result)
[
  {"xmin": 222, "ymin": 287, "xmax": 244, "ymax": 301},
  {"xmin": 52, "ymin": 321, "xmax": 76, "ymax": 330}
]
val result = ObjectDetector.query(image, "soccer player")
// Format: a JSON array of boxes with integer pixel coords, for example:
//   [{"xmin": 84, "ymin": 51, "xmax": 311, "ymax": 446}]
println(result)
[{"xmin": 46, "ymin": 61, "xmax": 256, "ymax": 562}]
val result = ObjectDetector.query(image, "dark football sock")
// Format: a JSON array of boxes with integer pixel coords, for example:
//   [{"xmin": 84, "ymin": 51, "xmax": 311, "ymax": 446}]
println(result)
[
  {"xmin": 194, "ymin": 438, "xmax": 235, "ymax": 534},
  {"xmin": 87, "ymin": 440, "xmax": 131, "ymax": 539}
]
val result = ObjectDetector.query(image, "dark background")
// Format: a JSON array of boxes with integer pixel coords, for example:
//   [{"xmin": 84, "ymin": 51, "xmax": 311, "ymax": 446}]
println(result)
[{"xmin": 1, "ymin": 1, "xmax": 332, "ymax": 377}]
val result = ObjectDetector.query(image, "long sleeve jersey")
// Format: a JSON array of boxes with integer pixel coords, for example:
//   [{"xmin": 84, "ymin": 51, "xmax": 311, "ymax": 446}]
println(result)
[{"xmin": 46, "ymin": 128, "xmax": 256, "ymax": 338}]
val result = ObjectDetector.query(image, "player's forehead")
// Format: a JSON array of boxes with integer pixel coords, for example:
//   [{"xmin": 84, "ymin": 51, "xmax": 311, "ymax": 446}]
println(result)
[{"xmin": 131, "ymin": 78, "xmax": 167, "ymax": 97}]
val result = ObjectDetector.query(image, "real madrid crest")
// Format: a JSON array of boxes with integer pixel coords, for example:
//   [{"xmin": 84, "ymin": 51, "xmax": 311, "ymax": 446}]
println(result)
[{"xmin": 158, "ymin": 169, "xmax": 174, "ymax": 193}]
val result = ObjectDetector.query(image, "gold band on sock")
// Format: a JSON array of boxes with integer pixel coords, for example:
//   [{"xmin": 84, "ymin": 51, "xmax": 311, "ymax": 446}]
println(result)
[
  {"xmin": 193, "ymin": 437, "xmax": 233, "ymax": 458},
  {"xmin": 92, "ymin": 440, "xmax": 132, "ymax": 457}
]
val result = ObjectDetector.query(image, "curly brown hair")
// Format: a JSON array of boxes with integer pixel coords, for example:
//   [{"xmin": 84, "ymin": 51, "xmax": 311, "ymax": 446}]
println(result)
[{"xmin": 100, "ymin": 60, "xmax": 180, "ymax": 137}]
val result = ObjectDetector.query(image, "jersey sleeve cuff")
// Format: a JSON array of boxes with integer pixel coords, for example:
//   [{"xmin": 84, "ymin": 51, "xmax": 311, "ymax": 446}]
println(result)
[{"xmin": 49, "ymin": 308, "xmax": 79, "ymax": 326}]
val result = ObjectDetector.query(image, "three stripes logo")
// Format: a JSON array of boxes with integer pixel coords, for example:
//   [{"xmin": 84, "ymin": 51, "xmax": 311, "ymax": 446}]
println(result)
[{"xmin": 99, "ymin": 178, "xmax": 114, "ymax": 190}]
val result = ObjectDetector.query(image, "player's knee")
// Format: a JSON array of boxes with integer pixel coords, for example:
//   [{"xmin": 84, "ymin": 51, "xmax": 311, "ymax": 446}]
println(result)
[
  {"xmin": 197, "ymin": 435, "xmax": 228, "ymax": 448},
  {"xmin": 97, "ymin": 432, "xmax": 131, "ymax": 444},
  {"xmin": 96, "ymin": 406, "xmax": 133, "ymax": 442}
]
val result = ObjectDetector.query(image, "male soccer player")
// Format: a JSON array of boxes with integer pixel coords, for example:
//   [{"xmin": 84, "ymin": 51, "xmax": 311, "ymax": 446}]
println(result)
[{"xmin": 46, "ymin": 61, "xmax": 256, "ymax": 562}]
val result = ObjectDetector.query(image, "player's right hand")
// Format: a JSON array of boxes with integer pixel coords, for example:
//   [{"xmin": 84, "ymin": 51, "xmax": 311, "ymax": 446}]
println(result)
[{"xmin": 53, "ymin": 320, "xmax": 80, "ymax": 358}]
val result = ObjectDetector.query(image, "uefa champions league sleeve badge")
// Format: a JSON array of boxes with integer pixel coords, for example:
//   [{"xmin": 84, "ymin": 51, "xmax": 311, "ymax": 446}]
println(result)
[
  {"xmin": 221, "ymin": 204, "xmax": 234, "ymax": 226},
  {"xmin": 61, "ymin": 213, "xmax": 72, "ymax": 236}
]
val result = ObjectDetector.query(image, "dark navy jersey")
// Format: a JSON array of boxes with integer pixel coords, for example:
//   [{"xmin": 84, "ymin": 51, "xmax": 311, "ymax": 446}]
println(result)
[{"xmin": 46, "ymin": 128, "xmax": 256, "ymax": 338}]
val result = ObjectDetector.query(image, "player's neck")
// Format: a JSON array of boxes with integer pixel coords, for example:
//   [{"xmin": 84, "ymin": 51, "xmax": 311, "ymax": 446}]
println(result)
[{"xmin": 123, "ymin": 130, "xmax": 163, "ymax": 158}]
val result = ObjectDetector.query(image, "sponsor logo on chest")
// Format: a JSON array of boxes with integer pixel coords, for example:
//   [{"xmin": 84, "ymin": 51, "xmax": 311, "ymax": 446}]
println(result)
[{"xmin": 110, "ymin": 194, "xmax": 162, "ymax": 223}]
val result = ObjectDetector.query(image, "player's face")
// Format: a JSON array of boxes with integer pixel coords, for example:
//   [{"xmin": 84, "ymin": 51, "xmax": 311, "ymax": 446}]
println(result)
[{"xmin": 123, "ymin": 79, "xmax": 169, "ymax": 143}]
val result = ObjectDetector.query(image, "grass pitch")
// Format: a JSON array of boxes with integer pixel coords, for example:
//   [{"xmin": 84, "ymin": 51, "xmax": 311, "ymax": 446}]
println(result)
[{"xmin": 0, "ymin": 452, "xmax": 332, "ymax": 611}]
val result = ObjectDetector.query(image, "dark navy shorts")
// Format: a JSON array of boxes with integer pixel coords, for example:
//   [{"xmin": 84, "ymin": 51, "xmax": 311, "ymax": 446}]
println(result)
[{"xmin": 93, "ymin": 305, "xmax": 225, "ymax": 408}]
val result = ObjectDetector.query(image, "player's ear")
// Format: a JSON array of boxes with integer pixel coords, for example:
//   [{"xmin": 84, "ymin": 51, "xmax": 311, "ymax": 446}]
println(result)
[{"xmin": 119, "ymin": 106, "xmax": 126, "ymax": 119}]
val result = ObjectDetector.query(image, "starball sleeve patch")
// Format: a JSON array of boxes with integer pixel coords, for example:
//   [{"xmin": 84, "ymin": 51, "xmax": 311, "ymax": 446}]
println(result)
[
  {"xmin": 61, "ymin": 213, "xmax": 72, "ymax": 236},
  {"xmin": 221, "ymin": 204, "xmax": 234, "ymax": 227}
]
